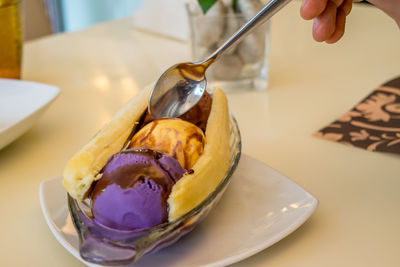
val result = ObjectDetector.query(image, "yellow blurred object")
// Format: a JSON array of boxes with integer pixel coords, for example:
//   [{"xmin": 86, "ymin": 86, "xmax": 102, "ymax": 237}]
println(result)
[
  {"xmin": 0, "ymin": 0, "xmax": 22, "ymax": 79},
  {"xmin": 129, "ymin": 119, "xmax": 206, "ymax": 170}
]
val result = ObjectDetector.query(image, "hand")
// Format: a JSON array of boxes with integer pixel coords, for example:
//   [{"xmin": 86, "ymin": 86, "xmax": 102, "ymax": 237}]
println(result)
[
  {"xmin": 300, "ymin": 0, "xmax": 360, "ymax": 43},
  {"xmin": 301, "ymin": 0, "xmax": 400, "ymax": 44}
]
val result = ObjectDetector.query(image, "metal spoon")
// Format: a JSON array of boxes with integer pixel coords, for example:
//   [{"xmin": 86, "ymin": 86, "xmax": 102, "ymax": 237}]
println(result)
[{"xmin": 149, "ymin": 0, "xmax": 293, "ymax": 119}]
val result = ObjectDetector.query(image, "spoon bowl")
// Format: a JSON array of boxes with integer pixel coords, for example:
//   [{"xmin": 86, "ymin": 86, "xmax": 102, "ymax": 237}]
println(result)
[{"xmin": 149, "ymin": 62, "xmax": 208, "ymax": 119}]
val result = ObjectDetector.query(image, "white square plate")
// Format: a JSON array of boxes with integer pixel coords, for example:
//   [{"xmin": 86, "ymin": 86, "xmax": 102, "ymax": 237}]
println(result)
[
  {"xmin": 0, "ymin": 79, "xmax": 60, "ymax": 150},
  {"xmin": 39, "ymin": 154, "xmax": 318, "ymax": 267}
]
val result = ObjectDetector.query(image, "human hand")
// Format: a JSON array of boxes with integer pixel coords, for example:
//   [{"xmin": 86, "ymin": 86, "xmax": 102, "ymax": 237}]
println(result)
[{"xmin": 300, "ymin": 0, "xmax": 361, "ymax": 43}]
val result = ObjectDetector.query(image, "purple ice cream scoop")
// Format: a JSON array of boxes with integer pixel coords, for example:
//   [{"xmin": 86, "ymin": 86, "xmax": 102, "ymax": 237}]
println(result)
[{"xmin": 90, "ymin": 149, "xmax": 186, "ymax": 231}]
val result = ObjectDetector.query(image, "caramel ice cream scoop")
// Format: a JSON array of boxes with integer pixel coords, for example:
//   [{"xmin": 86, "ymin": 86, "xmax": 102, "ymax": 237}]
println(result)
[{"xmin": 129, "ymin": 119, "xmax": 206, "ymax": 169}]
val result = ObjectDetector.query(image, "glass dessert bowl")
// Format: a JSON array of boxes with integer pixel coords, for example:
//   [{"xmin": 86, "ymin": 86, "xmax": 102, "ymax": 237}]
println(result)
[{"xmin": 67, "ymin": 113, "xmax": 241, "ymax": 265}]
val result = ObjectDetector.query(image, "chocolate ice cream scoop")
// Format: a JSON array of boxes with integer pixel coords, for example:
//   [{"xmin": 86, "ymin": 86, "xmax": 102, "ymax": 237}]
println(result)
[
  {"xmin": 179, "ymin": 90, "xmax": 212, "ymax": 132},
  {"xmin": 142, "ymin": 91, "xmax": 212, "ymax": 132},
  {"xmin": 90, "ymin": 149, "xmax": 186, "ymax": 231}
]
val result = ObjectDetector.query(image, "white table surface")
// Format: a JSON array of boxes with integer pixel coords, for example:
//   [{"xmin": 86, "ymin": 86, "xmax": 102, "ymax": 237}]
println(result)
[{"xmin": 1, "ymin": 1, "xmax": 399, "ymax": 266}]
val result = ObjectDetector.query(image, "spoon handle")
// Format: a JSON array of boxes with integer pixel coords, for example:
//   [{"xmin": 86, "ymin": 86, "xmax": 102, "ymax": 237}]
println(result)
[{"xmin": 201, "ymin": 0, "xmax": 293, "ymax": 66}]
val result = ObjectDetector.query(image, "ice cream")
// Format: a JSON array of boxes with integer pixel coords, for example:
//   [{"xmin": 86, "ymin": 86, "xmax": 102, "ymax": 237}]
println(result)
[
  {"xmin": 129, "ymin": 118, "xmax": 206, "ymax": 170},
  {"xmin": 141, "ymin": 91, "xmax": 212, "ymax": 132},
  {"xmin": 179, "ymin": 90, "xmax": 212, "ymax": 132},
  {"xmin": 88, "ymin": 95, "xmax": 208, "ymax": 231},
  {"xmin": 63, "ymin": 85, "xmax": 231, "ymax": 243},
  {"xmin": 90, "ymin": 149, "xmax": 186, "ymax": 231}
]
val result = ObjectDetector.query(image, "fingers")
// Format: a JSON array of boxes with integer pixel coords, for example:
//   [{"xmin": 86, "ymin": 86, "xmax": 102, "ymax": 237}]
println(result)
[
  {"xmin": 329, "ymin": 0, "xmax": 345, "ymax": 8},
  {"xmin": 304, "ymin": 0, "xmax": 353, "ymax": 43},
  {"xmin": 300, "ymin": 0, "xmax": 328, "ymax": 20},
  {"xmin": 325, "ymin": 8, "xmax": 346, "ymax": 43},
  {"xmin": 312, "ymin": 1, "xmax": 337, "ymax": 42},
  {"xmin": 324, "ymin": 0, "xmax": 353, "ymax": 44},
  {"xmin": 301, "ymin": 0, "xmax": 346, "ymax": 20},
  {"xmin": 341, "ymin": 0, "xmax": 352, "ymax": 16}
]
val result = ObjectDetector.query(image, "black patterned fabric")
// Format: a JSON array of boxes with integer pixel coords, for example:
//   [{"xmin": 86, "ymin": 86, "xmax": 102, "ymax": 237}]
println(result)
[{"xmin": 315, "ymin": 76, "xmax": 400, "ymax": 154}]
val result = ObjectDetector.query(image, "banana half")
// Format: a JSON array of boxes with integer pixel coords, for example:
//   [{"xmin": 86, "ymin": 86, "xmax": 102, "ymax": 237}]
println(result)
[{"xmin": 63, "ymin": 86, "xmax": 230, "ymax": 221}]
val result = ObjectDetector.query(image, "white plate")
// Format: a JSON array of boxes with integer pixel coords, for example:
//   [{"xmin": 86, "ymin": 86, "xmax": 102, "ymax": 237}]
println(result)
[
  {"xmin": 0, "ymin": 79, "xmax": 60, "ymax": 150},
  {"xmin": 39, "ymin": 154, "xmax": 318, "ymax": 267}
]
